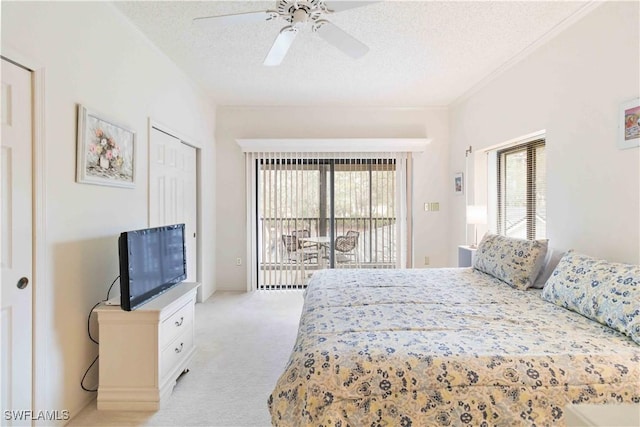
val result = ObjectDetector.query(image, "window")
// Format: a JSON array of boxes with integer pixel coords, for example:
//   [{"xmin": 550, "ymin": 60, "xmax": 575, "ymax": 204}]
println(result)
[
  {"xmin": 239, "ymin": 138, "xmax": 429, "ymax": 292},
  {"xmin": 496, "ymin": 139, "xmax": 546, "ymax": 240}
]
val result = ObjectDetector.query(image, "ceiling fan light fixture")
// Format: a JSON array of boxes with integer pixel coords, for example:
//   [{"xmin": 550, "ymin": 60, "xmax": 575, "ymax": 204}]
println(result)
[{"xmin": 291, "ymin": 8, "xmax": 309, "ymax": 28}]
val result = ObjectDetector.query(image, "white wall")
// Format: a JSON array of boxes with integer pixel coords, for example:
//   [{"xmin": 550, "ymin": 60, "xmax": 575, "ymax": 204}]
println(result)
[
  {"xmin": 449, "ymin": 1, "xmax": 640, "ymax": 264},
  {"xmin": 2, "ymin": 1, "xmax": 216, "ymax": 421},
  {"xmin": 215, "ymin": 106, "xmax": 450, "ymax": 291}
]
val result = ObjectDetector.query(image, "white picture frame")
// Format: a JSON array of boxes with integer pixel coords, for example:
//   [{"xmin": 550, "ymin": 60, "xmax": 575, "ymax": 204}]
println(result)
[
  {"xmin": 76, "ymin": 105, "xmax": 136, "ymax": 188},
  {"xmin": 618, "ymin": 97, "xmax": 640, "ymax": 150}
]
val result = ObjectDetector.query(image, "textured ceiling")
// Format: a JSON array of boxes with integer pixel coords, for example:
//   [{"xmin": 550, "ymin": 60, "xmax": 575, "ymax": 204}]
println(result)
[{"xmin": 114, "ymin": 1, "xmax": 589, "ymax": 107}]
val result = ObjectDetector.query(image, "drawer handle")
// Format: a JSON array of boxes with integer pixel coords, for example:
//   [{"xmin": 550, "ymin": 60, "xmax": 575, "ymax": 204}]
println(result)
[
  {"xmin": 175, "ymin": 343, "xmax": 184, "ymax": 354},
  {"xmin": 175, "ymin": 316, "xmax": 184, "ymax": 327}
]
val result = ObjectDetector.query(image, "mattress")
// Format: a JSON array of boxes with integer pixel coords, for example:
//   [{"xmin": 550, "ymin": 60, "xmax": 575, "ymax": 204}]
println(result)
[{"xmin": 268, "ymin": 268, "xmax": 640, "ymax": 427}]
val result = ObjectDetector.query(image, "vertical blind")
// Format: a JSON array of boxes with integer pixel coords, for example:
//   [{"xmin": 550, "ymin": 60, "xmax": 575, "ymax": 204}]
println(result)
[
  {"xmin": 496, "ymin": 139, "xmax": 546, "ymax": 240},
  {"xmin": 246, "ymin": 151, "xmax": 409, "ymax": 290}
]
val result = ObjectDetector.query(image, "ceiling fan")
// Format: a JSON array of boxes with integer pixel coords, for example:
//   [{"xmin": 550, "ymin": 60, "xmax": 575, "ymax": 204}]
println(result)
[{"xmin": 193, "ymin": 0, "xmax": 378, "ymax": 66}]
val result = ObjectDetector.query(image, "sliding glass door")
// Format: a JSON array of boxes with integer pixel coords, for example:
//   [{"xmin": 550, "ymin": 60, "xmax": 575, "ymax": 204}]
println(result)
[{"xmin": 255, "ymin": 155, "xmax": 400, "ymax": 289}]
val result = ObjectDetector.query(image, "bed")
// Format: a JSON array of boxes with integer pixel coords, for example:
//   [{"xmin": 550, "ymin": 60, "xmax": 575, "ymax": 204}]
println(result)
[{"xmin": 268, "ymin": 236, "xmax": 640, "ymax": 427}]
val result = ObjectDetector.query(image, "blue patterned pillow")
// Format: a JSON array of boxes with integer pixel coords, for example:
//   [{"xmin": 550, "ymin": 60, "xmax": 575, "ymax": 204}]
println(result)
[
  {"xmin": 473, "ymin": 233, "xmax": 548, "ymax": 290},
  {"xmin": 541, "ymin": 251, "xmax": 640, "ymax": 345}
]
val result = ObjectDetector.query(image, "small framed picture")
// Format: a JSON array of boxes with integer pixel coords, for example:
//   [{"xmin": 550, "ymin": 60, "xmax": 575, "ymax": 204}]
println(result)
[
  {"xmin": 454, "ymin": 172, "xmax": 464, "ymax": 195},
  {"xmin": 76, "ymin": 105, "xmax": 136, "ymax": 188},
  {"xmin": 619, "ymin": 97, "xmax": 640, "ymax": 150}
]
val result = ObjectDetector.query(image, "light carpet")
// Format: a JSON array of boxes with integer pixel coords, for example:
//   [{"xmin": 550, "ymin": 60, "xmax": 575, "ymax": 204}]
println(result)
[{"xmin": 69, "ymin": 291, "xmax": 304, "ymax": 427}]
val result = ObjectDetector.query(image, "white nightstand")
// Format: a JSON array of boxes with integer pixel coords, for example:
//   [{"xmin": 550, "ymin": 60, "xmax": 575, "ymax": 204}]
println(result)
[
  {"xmin": 458, "ymin": 245, "xmax": 477, "ymax": 267},
  {"xmin": 565, "ymin": 404, "xmax": 640, "ymax": 426}
]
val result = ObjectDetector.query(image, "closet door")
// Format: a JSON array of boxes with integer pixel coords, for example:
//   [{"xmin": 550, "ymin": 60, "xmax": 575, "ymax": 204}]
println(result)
[
  {"xmin": 149, "ymin": 128, "xmax": 197, "ymax": 282},
  {"xmin": 1, "ymin": 57, "xmax": 33, "ymax": 423}
]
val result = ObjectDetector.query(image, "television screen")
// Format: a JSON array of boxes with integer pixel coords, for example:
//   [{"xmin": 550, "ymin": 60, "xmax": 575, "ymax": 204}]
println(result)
[{"xmin": 119, "ymin": 223, "xmax": 187, "ymax": 311}]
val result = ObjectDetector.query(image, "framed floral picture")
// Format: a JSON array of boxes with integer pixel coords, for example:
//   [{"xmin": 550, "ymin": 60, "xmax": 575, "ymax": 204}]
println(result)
[
  {"xmin": 76, "ymin": 105, "xmax": 136, "ymax": 188},
  {"xmin": 454, "ymin": 172, "xmax": 464, "ymax": 195},
  {"xmin": 619, "ymin": 97, "xmax": 640, "ymax": 150}
]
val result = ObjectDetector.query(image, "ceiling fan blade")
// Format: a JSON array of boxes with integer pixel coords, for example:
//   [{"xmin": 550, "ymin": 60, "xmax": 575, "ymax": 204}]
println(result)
[
  {"xmin": 264, "ymin": 27, "xmax": 298, "ymax": 66},
  {"xmin": 323, "ymin": 1, "xmax": 380, "ymax": 13},
  {"xmin": 193, "ymin": 10, "xmax": 272, "ymax": 27},
  {"xmin": 315, "ymin": 21, "xmax": 369, "ymax": 59}
]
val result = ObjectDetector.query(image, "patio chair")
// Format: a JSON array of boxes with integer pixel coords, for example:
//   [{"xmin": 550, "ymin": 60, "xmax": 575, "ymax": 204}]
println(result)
[
  {"xmin": 281, "ymin": 234, "xmax": 318, "ymax": 263},
  {"xmin": 346, "ymin": 230, "xmax": 360, "ymax": 241},
  {"xmin": 334, "ymin": 230, "xmax": 360, "ymax": 266}
]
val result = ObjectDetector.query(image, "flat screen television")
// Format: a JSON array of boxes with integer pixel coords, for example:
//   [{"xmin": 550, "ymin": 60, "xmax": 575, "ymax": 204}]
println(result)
[{"xmin": 118, "ymin": 223, "xmax": 187, "ymax": 311}]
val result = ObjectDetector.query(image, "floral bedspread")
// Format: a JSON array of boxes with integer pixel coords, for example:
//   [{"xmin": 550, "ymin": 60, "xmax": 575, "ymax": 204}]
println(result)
[{"xmin": 268, "ymin": 268, "xmax": 640, "ymax": 427}]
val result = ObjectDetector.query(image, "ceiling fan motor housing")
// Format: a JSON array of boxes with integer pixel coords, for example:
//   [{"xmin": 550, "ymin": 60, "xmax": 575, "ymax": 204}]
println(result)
[{"xmin": 276, "ymin": 0, "xmax": 326, "ymax": 25}]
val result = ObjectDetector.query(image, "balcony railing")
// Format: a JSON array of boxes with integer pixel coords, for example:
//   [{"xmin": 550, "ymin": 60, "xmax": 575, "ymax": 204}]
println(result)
[
  {"xmin": 258, "ymin": 217, "xmax": 397, "ymax": 288},
  {"xmin": 259, "ymin": 216, "xmax": 396, "ymax": 264}
]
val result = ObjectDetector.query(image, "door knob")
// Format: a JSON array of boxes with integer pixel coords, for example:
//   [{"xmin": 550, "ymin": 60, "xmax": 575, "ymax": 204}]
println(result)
[{"xmin": 17, "ymin": 277, "xmax": 29, "ymax": 289}]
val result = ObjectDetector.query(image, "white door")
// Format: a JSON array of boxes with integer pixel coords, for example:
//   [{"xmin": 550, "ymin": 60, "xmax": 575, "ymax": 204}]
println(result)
[
  {"xmin": 1, "ymin": 59, "xmax": 33, "ymax": 422},
  {"xmin": 149, "ymin": 128, "xmax": 197, "ymax": 282}
]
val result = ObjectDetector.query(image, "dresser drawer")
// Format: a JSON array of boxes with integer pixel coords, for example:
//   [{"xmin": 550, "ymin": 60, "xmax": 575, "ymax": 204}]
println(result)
[
  {"xmin": 160, "ymin": 300, "xmax": 193, "ymax": 348},
  {"xmin": 160, "ymin": 327, "xmax": 194, "ymax": 380}
]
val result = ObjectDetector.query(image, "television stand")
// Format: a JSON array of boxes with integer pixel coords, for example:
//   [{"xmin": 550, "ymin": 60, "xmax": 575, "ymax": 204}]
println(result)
[{"xmin": 95, "ymin": 282, "xmax": 199, "ymax": 411}]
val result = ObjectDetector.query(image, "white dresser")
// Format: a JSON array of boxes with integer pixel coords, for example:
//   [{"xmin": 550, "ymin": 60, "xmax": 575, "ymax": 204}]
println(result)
[{"xmin": 96, "ymin": 282, "xmax": 199, "ymax": 411}]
